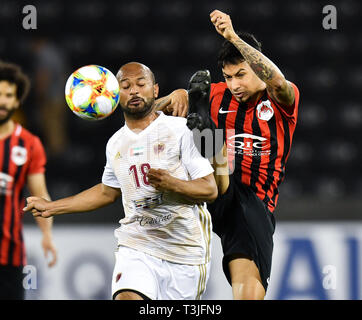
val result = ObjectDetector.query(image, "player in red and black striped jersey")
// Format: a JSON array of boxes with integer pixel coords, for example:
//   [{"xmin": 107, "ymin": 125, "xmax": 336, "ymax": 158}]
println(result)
[
  {"xmin": 0, "ymin": 62, "xmax": 57, "ymax": 299},
  {"xmin": 159, "ymin": 10, "xmax": 300, "ymax": 300}
]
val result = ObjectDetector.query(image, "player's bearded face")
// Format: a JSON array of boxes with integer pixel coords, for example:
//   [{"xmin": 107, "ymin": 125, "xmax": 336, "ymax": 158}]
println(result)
[
  {"xmin": 121, "ymin": 94, "xmax": 155, "ymax": 119},
  {"xmin": 0, "ymin": 106, "xmax": 16, "ymax": 125},
  {"xmin": 0, "ymin": 81, "xmax": 19, "ymax": 125},
  {"xmin": 117, "ymin": 66, "xmax": 158, "ymax": 119}
]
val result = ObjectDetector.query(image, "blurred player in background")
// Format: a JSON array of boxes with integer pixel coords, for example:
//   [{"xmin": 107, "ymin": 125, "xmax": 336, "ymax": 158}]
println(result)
[
  {"xmin": 0, "ymin": 62, "xmax": 57, "ymax": 300},
  {"xmin": 160, "ymin": 10, "xmax": 300, "ymax": 300},
  {"xmin": 30, "ymin": 36, "xmax": 69, "ymax": 158},
  {"xmin": 24, "ymin": 62, "xmax": 217, "ymax": 300}
]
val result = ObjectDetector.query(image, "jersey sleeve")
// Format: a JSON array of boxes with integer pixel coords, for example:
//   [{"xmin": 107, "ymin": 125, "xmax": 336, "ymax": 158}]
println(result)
[
  {"xmin": 28, "ymin": 136, "xmax": 46, "ymax": 174},
  {"xmin": 271, "ymin": 81, "xmax": 300, "ymax": 124},
  {"xmin": 209, "ymin": 83, "xmax": 216, "ymax": 101},
  {"xmin": 180, "ymin": 126, "xmax": 214, "ymax": 180},
  {"xmin": 101, "ymin": 142, "xmax": 120, "ymax": 188}
]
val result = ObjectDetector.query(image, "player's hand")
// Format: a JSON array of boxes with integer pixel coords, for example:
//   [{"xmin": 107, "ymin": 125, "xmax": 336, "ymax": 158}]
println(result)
[
  {"xmin": 156, "ymin": 89, "xmax": 189, "ymax": 117},
  {"xmin": 147, "ymin": 168, "xmax": 175, "ymax": 192},
  {"xmin": 210, "ymin": 10, "xmax": 237, "ymax": 41},
  {"xmin": 41, "ymin": 233, "xmax": 57, "ymax": 268},
  {"xmin": 23, "ymin": 196, "xmax": 53, "ymax": 218}
]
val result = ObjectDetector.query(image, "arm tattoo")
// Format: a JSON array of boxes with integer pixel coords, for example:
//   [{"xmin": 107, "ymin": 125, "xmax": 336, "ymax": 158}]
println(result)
[
  {"xmin": 154, "ymin": 96, "xmax": 170, "ymax": 110},
  {"xmin": 233, "ymin": 38, "xmax": 276, "ymax": 82},
  {"xmin": 232, "ymin": 36, "xmax": 295, "ymax": 106}
]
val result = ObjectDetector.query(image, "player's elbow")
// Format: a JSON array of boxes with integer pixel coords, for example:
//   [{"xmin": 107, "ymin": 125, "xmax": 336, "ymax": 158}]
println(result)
[
  {"xmin": 205, "ymin": 183, "xmax": 218, "ymax": 203},
  {"xmin": 271, "ymin": 75, "xmax": 287, "ymax": 92},
  {"xmin": 101, "ymin": 184, "xmax": 121, "ymax": 204},
  {"xmin": 199, "ymin": 174, "xmax": 218, "ymax": 203}
]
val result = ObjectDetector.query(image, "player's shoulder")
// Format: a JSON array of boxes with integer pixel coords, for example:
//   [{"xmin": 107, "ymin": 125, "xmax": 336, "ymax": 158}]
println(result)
[
  {"xmin": 158, "ymin": 112, "xmax": 188, "ymax": 134},
  {"xmin": 160, "ymin": 112, "xmax": 187, "ymax": 126},
  {"xmin": 105, "ymin": 126, "xmax": 126, "ymax": 149},
  {"xmin": 212, "ymin": 82, "xmax": 228, "ymax": 89},
  {"xmin": 15, "ymin": 124, "xmax": 42, "ymax": 144},
  {"xmin": 210, "ymin": 82, "xmax": 228, "ymax": 97}
]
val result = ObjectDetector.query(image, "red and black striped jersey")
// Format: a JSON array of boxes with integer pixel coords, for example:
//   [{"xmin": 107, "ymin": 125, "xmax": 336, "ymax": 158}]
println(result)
[
  {"xmin": 0, "ymin": 123, "xmax": 46, "ymax": 267},
  {"xmin": 210, "ymin": 82, "xmax": 299, "ymax": 213}
]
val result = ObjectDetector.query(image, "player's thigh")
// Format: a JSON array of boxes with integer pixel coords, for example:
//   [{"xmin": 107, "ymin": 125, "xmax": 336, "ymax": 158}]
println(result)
[
  {"xmin": 162, "ymin": 261, "xmax": 211, "ymax": 300},
  {"xmin": 228, "ymin": 255, "xmax": 262, "ymax": 283},
  {"xmin": 112, "ymin": 246, "xmax": 158, "ymax": 300},
  {"xmin": 212, "ymin": 144, "xmax": 229, "ymax": 195}
]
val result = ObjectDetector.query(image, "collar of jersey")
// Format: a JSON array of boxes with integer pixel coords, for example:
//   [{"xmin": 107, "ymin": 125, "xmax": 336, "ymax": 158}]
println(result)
[{"xmin": 124, "ymin": 111, "xmax": 164, "ymax": 137}]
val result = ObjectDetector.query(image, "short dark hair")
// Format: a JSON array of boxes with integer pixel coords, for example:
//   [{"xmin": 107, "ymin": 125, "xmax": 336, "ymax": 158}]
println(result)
[
  {"xmin": 217, "ymin": 32, "xmax": 262, "ymax": 69},
  {"xmin": 0, "ymin": 61, "xmax": 31, "ymax": 105}
]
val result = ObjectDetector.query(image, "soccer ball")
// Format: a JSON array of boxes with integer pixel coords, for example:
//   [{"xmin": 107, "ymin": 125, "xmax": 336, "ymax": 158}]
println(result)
[{"xmin": 65, "ymin": 65, "xmax": 120, "ymax": 120}]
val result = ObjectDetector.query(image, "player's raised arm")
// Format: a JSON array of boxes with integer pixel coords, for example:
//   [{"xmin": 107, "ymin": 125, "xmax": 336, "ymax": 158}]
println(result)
[
  {"xmin": 210, "ymin": 9, "xmax": 295, "ymax": 110},
  {"xmin": 23, "ymin": 183, "xmax": 121, "ymax": 218},
  {"xmin": 154, "ymin": 89, "xmax": 189, "ymax": 117}
]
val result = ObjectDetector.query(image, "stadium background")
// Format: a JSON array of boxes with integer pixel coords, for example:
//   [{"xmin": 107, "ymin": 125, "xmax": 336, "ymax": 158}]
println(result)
[{"xmin": 1, "ymin": 0, "xmax": 361, "ymax": 299}]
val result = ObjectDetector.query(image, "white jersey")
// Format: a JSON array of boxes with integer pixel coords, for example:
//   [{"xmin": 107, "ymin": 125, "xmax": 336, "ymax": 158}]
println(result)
[{"xmin": 102, "ymin": 111, "xmax": 213, "ymax": 265}]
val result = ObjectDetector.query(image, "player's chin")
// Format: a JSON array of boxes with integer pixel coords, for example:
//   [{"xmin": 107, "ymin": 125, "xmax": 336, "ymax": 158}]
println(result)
[
  {"xmin": 127, "ymin": 101, "xmax": 145, "ymax": 109},
  {"xmin": 0, "ymin": 112, "xmax": 11, "ymax": 122},
  {"xmin": 233, "ymin": 93, "xmax": 247, "ymax": 103},
  {"xmin": 124, "ymin": 103, "xmax": 146, "ymax": 114}
]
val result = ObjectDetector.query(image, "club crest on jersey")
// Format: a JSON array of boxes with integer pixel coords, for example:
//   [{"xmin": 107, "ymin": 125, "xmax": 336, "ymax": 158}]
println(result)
[
  {"xmin": 154, "ymin": 142, "xmax": 165, "ymax": 154},
  {"xmin": 11, "ymin": 146, "xmax": 27, "ymax": 166},
  {"xmin": 256, "ymin": 100, "xmax": 274, "ymax": 121}
]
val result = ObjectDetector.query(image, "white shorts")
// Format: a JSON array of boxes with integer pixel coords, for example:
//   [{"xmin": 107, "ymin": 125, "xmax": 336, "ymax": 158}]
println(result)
[{"xmin": 111, "ymin": 245, "xmax": 210, "ymax": 300}]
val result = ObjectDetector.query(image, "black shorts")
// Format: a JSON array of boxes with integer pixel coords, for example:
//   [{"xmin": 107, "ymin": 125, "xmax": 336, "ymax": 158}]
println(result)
[
  {"xmin": 0, "ymin": 265, "xmax": 25, "ymax": 300},
  {"xmin": 207, "ymin": 176, "xmax": 275, "ymax": 291}
]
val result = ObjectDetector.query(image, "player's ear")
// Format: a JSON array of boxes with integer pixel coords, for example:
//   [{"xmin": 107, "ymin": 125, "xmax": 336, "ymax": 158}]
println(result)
[{"xmin": 153, "ymin": 83, "xmax": 159, "ymax": 99}]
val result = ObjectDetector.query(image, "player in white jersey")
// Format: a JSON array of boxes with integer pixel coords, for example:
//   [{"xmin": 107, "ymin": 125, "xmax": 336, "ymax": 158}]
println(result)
[{"xmin": 23, "ymin": 62, "xmax": 218, "ymax": 300}]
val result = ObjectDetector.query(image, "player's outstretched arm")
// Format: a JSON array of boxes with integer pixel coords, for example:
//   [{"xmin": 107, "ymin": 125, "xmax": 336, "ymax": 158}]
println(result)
[
  {"xmin": 210, "ymin": 9, "xmax": 295, "ymax": 109},
  {"xmin": 27, "ymin": 173, "xmax": 58, "ymax": 267},
  {"xmin": 23, "ymin": 183, "xmax": 121, "ymax": 218},
  {"xmin": 147, "ymin": 170, "xmax": 218, "ymax": 203}
]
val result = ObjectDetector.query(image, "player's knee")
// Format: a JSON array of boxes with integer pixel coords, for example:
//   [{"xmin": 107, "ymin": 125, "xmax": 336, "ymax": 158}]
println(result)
[
  {"xmin": 231, "ymin": 276, "xmax": 265, "ymax": 300},
  {"xmin": 114, "ymin": 290, "xmax": 144, "ymax": 300}
]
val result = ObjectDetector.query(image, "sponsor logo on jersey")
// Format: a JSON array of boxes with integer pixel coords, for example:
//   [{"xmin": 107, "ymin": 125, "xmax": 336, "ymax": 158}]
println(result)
[
  {"xmin": 136, "ymin": 213, "xmax": 172, "ymax": 227},
  {"xmin": 11, "ymin": 146, "xmax": 27, "ymax": 166},
  {"xmin": 227, "ymin": 133, "xmax": 271, "ymax": 157},
  {"xmin": 256, "ymin": 100, "xmax": 274, "ymax": 121},
  {"xmin": 133, "ymin": 193, "xmax": 163, "ymax": 211},
  {"xmin": 219, "ymin": 107, "xmax": 237, "ymax": 114}
]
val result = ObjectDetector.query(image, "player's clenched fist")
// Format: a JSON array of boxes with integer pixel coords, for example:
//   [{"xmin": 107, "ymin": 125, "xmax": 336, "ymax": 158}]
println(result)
[
  {"xmin": 23, "ymin": 196, "xmax": 53, "ymax": 218},
  {"xmin": 147, "ymin": 168, "xmax": 175, "ymax": 192},
  {"xmin": 210, "ymin": 10, "xmax": 237, "ymax": 41}
]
